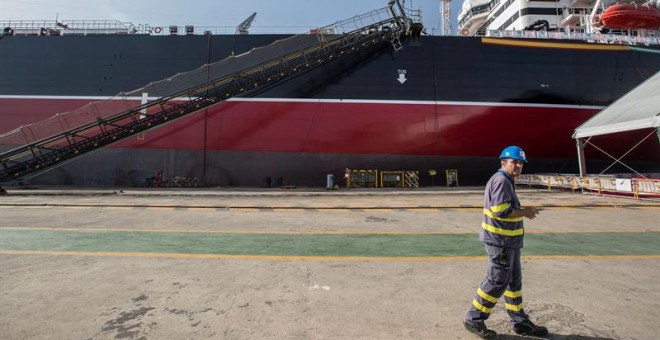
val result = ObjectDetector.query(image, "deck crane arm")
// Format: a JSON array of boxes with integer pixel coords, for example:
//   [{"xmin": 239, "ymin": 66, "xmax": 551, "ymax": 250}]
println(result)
[{"xmin": 236, "ymin": 12, "xmax": 257, "ymax": 35}]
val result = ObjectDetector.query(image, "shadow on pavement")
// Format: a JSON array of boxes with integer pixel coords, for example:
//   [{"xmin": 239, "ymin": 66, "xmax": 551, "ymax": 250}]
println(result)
[{"xmin": 498, "ymin": 335, "xmax": 614, "ymax": 340}]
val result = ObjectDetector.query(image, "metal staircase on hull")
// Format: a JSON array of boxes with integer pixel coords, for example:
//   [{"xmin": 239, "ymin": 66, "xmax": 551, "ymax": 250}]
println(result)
[{"xmin": 0, "ymin": 2, "xmax": 412, "ymax": 186}]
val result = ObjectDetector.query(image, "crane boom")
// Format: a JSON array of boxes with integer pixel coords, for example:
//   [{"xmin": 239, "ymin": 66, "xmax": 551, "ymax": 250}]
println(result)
[{"xmin": 236, "ymin": 12, "xmax": 257, "ymax": 35}]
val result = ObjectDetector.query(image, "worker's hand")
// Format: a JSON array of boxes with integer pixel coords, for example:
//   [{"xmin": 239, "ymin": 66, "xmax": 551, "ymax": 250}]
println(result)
[{"xmin": 520, "ymin": 206, "xmax": 540, "ymax": 220}]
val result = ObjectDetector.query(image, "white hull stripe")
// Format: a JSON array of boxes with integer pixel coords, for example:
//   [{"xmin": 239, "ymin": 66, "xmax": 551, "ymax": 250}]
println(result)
[{"xmin": 0, "ymin": 95, "xmax": 606, "ymax": 110}]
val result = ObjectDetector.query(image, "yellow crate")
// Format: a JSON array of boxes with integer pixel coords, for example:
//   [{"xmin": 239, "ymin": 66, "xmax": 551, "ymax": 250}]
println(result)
[
  {"xmin": 346, "ymin": 169, "xmax": 378, "ymax": 188},
  {"xmin": 380, "ymin": 171, "xmax": 404, "ymax": 188}
]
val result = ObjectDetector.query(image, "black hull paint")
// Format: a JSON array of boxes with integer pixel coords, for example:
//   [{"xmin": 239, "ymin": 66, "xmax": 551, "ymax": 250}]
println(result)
[{"xmin": 1, "ymin": 34, "xmax": 659, "ymax": 187}]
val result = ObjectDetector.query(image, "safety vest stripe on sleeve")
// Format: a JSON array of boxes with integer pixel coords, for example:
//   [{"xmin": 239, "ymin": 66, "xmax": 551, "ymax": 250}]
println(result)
[
  {"xmin": 504, "ymin": 290, "xmax": 522, "ymax": 298},
  {"xmin": 477, "ymin": 288, "xmax": 499, "ymax": 304},
  {"xmin": 483, "ymin": 209, "xmax": 523, "ymax": 222},
  {"xmin": 505, "ymin": 303, "xmax": 523, "ymax": 312},
  {"xmin": 472, "ymin": 299, "xmax": 493, "ymax": 314},
  {"xmin": 490, "ymin": 202, "xmax": 510, "ymax": 213},
  {"xmin": 481, "ymin": 222, "xmax": 524, "ymax": 236}
]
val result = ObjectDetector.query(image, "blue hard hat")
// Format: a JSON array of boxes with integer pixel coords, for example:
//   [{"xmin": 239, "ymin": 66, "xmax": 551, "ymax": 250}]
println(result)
[{"xmin": 499, "ymin": 146, "xmax": 527, "ymax": 162}]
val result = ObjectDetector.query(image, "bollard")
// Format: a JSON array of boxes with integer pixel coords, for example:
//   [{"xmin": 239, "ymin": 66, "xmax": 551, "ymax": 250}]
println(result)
[{"xmin": 326, "ymin": 174, "xmax": 334, "ymax": 190}]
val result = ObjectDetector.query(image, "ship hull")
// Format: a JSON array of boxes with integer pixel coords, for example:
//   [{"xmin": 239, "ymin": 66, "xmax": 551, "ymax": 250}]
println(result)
[{"xmin": 1, "ymin": 35, "xmax": 659, "ymax": 186}]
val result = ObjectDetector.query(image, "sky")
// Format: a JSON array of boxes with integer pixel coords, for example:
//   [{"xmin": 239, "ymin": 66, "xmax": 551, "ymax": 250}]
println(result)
[{"xmin": 0, "ymin": 0, "xmax": 462, "ymax": 35}]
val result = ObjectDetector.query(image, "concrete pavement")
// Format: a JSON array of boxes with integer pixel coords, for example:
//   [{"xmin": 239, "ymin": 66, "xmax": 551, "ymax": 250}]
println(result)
[{"xmin": 1, "ymin": 187, "xmax": 658, "ymax": 339}]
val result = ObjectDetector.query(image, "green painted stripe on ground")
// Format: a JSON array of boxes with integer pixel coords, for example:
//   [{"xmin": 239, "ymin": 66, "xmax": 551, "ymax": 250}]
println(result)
[
  {"xmin": 525, "ymin": 232, "xmax": 660, "ymax": 256},
  {"xmin": 1, "ymin": 229, "xmax": 659, "ymax": 257}
]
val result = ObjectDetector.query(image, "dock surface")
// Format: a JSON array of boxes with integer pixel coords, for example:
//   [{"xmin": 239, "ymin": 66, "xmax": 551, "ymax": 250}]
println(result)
[{"xmin": 1, "ymin": 187, "xmax": 658, "ymax": 339}]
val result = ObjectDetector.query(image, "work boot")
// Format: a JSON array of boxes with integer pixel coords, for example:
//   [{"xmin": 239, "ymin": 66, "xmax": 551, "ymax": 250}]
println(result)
[
  {"xmin": 513, "ymin": 320, "xmax": 549, "ymax": 337},
  {"xmin": 463, "ymin": 320, "xmax": 498, "ymax": 339}
]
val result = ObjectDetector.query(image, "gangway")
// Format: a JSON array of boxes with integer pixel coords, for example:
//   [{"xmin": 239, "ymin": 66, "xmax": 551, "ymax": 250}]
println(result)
[{"xmin": 0, "ymin": 2, "xmax": 412, "ymax": 187}]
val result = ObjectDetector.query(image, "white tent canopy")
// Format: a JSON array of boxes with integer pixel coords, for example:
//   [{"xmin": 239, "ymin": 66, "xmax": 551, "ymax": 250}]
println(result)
[
  {"xmin": 573, "ymin": 70, "xmax": 660, "ymax": 139},
  {"xmin": 573, "ymin": 70, "xmax": 660, "ymax": 176}
]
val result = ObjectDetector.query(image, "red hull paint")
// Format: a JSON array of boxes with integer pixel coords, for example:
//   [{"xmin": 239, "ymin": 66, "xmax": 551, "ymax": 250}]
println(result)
[{"xmin": 1, "ymin": 97, "xmax": 657, "ymax": 162}]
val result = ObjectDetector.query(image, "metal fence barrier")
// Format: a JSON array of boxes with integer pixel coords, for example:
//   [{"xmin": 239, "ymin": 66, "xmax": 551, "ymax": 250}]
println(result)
[
  {"xmin": 345, "ymin": 169, "xmax": 421, "ymax": 189},
  {"xmin": 517, "ymin": 174, "xmax": 660, "ymax": 200}
]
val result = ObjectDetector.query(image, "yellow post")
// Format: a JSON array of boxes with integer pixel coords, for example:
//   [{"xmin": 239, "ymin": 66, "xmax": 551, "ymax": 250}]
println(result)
[
  {"xmin": 428, "ymin": 169, "xmax": 437, "ymax": 186},
  {"xmin": 569, "ymin": 176, "xmax": 577, "ymax": 192}
]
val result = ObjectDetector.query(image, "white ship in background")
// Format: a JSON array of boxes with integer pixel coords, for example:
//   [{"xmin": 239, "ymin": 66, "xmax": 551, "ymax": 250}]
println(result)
[{"xmin": 458, "ymin": 0, "xmax": 660, "ymax": 43}]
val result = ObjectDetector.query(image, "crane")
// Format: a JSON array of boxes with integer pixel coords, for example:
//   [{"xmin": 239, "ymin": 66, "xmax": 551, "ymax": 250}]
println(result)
[
  {"xmin": 440, "ymin": 0, "xmax": 452, "ymax": 36},
  {"xmin": 236, "ymin": 12, "xmax": 257, "ymax": 35}
]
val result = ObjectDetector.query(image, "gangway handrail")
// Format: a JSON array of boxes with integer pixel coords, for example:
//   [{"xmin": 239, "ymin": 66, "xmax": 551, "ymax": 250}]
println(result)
[{"xmin": 0, "ymin": 4, "xmax": 411, "ymax": 184}]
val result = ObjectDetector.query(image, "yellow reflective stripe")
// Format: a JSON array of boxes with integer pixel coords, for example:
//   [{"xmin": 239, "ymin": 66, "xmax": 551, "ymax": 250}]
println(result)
[
  {"xmin": 504, "ymin": 290, "xmax": 522, "ymax": 298},
  {"xmin": 490, "ymin": 202, "xmax": 510, "ymax": 213},
  {"xmin": 477, "ymin": 288, "xmax": 499, "ymax": 304},
  {"xmin": 472, "ymin": 299, "xmax": 493, "ymax": 314},
  {"xmin": 505, "ymin": 303, "xmax": 523, "ymax": 312},
  {"xmin": 483, "ymin": 209, "xmax": 523, "ymax": 222},
  {"xmin": 481, "ymin": 222, "xmax": 524, "ymax": 236}
]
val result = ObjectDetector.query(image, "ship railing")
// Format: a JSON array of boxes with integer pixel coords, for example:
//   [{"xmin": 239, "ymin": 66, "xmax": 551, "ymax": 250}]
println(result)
[
  {"xmin": 0, "ymin": 19, "xmax": 334, "ymax": 36},
  {"xmin": 0, "ymin": 20, "xmax": 343, "ymax": 36},
  {"xmin": 486, "ymin": 29, "xmax": 660, "ymax": 46},
  {"xmin": 147, "ymin": 8, "xmax": 401, "ymax": 38},
  {"xmin": 458, "ymin": 0, "xmax": 501, "ymax": 28},
  {"xmin": 0, "ymin": 20, "xmax": 137, "ymax": 35},
  {"xmin": 560, "ymin": 7, "xmax": 593, "ymax": 26},
  {"xmin": 517, "ymin": 174, "xmax": 660, "ymax": 200},
  {"xmin": 147, "ymin": 25, "xmax": 322, "ymax": 35},
  {"xmin": 313, "ymin": 6, "xmax": 397, "ymax": 42},
  {"xmin": 405, "ymin": 8, "xmax": 423, "ymax": 24},
  {"xmin": 458, "ymin": 7, "xmax": 492, "ymax": 28},
  {"xmin": 1, "ymin": 19, "xmax": 412, "ymax": 37},
  {"xmin": 562, "ymin": 7, "xmax": 593, "ymax": 18}
]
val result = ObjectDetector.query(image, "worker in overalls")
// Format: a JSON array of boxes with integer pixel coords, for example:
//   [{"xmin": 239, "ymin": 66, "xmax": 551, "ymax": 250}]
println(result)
[{"xmin": 463, "ymin": 146, "xmax": 549, "ymax": 339}]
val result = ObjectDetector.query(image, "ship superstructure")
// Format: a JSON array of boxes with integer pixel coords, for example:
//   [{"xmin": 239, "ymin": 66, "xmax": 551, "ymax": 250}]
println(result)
[{"xmin": 458, "ymin": 0, "xmax": 660, "ymax": 40}]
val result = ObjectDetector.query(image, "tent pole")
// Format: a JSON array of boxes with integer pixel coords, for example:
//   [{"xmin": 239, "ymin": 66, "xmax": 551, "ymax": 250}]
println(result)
[{"xmin": 576, "ymin": 138, "xmax": 587, "ymax": 177}]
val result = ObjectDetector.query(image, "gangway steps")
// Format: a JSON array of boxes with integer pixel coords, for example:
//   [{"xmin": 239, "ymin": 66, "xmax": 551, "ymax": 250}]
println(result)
[{"xmin": 0, "ymin": 7, "xmax": 411, "ymax": 184}]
